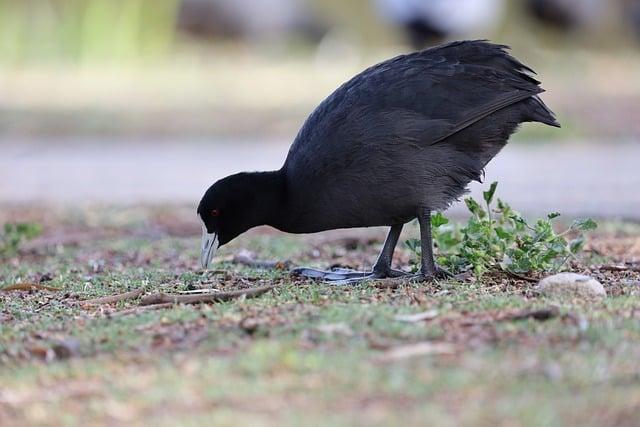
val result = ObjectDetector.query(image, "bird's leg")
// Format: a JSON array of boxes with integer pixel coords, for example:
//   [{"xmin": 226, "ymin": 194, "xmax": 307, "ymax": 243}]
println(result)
[
  {"xmin": 416, "ymin": 208, "xmax": 452, "ymax": 281},
  {"xmin": 371, "ymin": 224, "xmax": 406, "ymax": 278},
  {"xmin": 291, "ymin": 224, "xmax": 408, "ymax": 284}
]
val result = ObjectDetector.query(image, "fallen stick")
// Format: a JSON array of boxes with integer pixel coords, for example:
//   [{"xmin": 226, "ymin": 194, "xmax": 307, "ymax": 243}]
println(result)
[
  {"xmin": 80, "ymin": 288, "xmax": 144, "ymax": 306},
  {"xmin": 505, "ymin": 271, "xmax": 539, "ymax": 283},
  {"xmin": 177, "ymin": 288, "xmax": 222, "ymax": 294},
  {"xmin": 1, "ymin": 282, "xmax": 61, "ymax": 292},
  {"xmin": 139, "ymin": 285, "xmax": 274, "ymax": 306},
  {"xmin": 598, "ymin": 264, "xmax": 640, "ymax": 272}
]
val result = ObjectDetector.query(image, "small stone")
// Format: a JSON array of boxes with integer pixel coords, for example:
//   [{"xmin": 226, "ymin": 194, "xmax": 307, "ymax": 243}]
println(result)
[
  {"xmin": 537, "ymin": 273, "xmax": 606, "ymax": 298},
  {"xmin": 394, "ymin": 309, "xmax": 439, "ymax": 323}
]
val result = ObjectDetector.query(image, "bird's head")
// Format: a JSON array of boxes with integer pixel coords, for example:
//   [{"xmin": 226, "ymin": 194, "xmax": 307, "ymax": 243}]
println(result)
[{"xmin": 197, "ymin": 171, "xmax": 284, "ymax": 268}]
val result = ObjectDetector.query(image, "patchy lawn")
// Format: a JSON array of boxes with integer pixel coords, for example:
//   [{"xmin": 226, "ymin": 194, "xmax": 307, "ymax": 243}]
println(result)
[{"xmin": 1, "ymin": 206, "xmax": 639, "ymax": 426}]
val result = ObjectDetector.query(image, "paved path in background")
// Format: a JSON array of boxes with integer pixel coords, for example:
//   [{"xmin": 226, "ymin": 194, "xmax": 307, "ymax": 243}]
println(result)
[{"xmin": 1, "ymin": 138, "xmax": 638, "ymax": 219}]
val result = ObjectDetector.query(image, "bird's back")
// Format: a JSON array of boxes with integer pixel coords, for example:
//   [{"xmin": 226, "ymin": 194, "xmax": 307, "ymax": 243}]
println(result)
[{"xmin": 280, "ymin": 40, "xmax": 558, "ymax": 232}]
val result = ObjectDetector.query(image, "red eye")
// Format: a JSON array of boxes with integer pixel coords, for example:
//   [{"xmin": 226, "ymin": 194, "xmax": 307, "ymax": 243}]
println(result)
[{"xmin": 211, "ymin": 209, "xmax": 220, "ymax": 217}]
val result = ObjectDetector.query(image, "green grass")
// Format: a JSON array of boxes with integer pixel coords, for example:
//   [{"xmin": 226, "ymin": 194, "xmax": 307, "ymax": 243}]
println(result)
[
  {"xmin": 1, "ymin": 212, "xmax": 639, "ymax": 426},
  {"xmin": 0, "ymin": 0, "xmax": 179, "ymax": 65}
]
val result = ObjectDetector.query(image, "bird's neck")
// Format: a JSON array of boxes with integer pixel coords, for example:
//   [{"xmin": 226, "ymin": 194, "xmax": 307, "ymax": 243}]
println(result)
[{"xmin": 243, "ymin": 170, "xmax": 287, "ymax": 229}]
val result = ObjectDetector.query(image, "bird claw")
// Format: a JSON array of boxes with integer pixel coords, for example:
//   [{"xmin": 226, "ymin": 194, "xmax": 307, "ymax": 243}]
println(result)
[
  {"xmin": 411, "ymin": 265, "xmax": 454, "ymax": 282},
  {"xmin": 290, "ymin": 266, "xmax": 409, "ymax": 285}
]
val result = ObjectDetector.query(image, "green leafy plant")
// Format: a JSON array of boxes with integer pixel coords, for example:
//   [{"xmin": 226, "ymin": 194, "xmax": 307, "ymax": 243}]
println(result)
[
  {"xmin": 406, "ymin": 182, "xmax": 597, "ymax": 277},
  {"xmin": 0, "ymin": 223, "xmax": 42, "ymax": 257}
]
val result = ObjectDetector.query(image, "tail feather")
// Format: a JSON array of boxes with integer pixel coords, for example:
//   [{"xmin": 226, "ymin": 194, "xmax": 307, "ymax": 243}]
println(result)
[{"xmin": 525, "ymin": 95, "xmax": 561, "ymax": 128}]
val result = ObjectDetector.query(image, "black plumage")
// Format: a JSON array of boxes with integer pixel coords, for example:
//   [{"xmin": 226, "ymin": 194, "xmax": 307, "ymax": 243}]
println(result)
[{"xmin": 198, "ymin": 40, "xmax": 560, "ymax": 282}]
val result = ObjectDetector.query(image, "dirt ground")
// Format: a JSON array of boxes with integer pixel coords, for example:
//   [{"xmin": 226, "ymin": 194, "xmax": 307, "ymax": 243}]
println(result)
[{"xmin": 1, "ymin": 206, "xmax": 640, "ymax": 426}]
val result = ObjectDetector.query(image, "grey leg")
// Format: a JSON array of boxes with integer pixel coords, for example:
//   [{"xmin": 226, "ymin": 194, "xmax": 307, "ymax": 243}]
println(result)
[
  {"xmin": 291, "ymin": 224, "xmax": 408, "ymax": 283},
  {"xmin": 372, "ymin": 224, "xmax": 406, "ymax": 277},
  {"xmin": 417, "ymin": 208, "xmax": 452, "ymax": 280}
]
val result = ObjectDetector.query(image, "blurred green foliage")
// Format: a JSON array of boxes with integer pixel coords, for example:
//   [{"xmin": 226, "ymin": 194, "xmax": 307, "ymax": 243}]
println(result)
[
  {"xmin": 0, "ymin": 0, "xmax": 179, "ymax": 64},
  {"xmin": 0, "ymin": 222, "xmax": 42, "ymax": 257}
]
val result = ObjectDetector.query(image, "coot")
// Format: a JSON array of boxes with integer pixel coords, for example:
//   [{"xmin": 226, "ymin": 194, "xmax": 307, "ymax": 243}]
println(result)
[{"xmin": 198, "ymin": 40, "xmax": 559, "ymax": 282}]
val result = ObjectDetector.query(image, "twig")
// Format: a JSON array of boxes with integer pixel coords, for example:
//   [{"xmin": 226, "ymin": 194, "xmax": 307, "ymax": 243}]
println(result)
[
  {"xmin": 80, "ymin": 288, "xmax": 144, "ymax": 306},
  {"xmin": 139, "ymin": 285, "xmax": 274, "ymax": 306},
  {"xmin": 598, "ymin": 264, "xmax": 640, "ymax": 273},
  {"xmin": 107, "ymin": 303, "xmax": 175, "ymax": 317},
  {"xmin": 178, "ymin": 288, "xmax": 221, "ymax": 294},
  {"xmin": 505, "ymin": 270, "xmax": 539, "ymax": 283},
  {"xmin": 1, "ymin": 282, "xmax": 61, "ymax": 292}
]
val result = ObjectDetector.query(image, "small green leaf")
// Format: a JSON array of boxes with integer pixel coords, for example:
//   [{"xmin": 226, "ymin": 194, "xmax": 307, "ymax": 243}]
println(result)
[
  {"xmin": 494, "ymin": 227, "xmax": 511, "ymax": 240},
  {"xmin": 404, "ymin": 238, "xmax": 421, "ymax": 254},
  {"xmin": 483, "ymin": 181, "xmax": 498, "ymax": 205},
  {"xmin": 431, "ymin": 212, "xmax": 449, "ymax": 228},
  {"xmin": 464, "ymin": 198, "xmax": 486, "ymax": 218},
  {"xmin": 547, "ymin": 212, "xmax": 561, "ymax": 220},
  {"xmin": 572, "ymin": 218, "xmax": 598, "ymax": 231},
  {"xmin": 569, "ymin": 236, "xmax": 584, "ymax": 254}
]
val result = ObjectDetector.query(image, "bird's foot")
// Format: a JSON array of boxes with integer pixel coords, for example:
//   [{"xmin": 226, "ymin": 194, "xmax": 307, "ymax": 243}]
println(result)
[
  {"xmin": 410, "ymin": 265, "xmax": 454, "ymax": 282},
  {"xmin": 290, "ymin": 266, "xmax": 409, "ymax": 285}
]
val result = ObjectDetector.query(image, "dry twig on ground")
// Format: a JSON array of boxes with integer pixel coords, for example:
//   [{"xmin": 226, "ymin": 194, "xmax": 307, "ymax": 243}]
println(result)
[
  {"xmin": 1, "ymin": 283, "xmax": 61, "ymax": 292},
  {"xmin": 598, "ymin": 264, "xmax": 640, "ymax": 272},
  {"xmin": 139, "ymin": 285, "xmax": 274, "ymax": 306}
]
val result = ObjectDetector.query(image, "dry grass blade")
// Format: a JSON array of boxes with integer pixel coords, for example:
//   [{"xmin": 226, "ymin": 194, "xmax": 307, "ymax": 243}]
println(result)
[
  {"xmin": 374, "ymin": 342, "xmax": 456, "ymax": 362},
  {"xmin": 1, "ymin": 282, "xmax": 61, "ymax": 292},
  {"xmin": 80, "ymin": 288, "xmax": 144, "ymax": 306},
  {"xmin": 598, "ymin": 264, "xmax": 640, "ymax": 272},
  {"xmin": 177, "ymin": 288, "xmax": 222, "ymax": 294},
  {"xmin": 139, "ymin": 285, "xmax": 275, "ymax": 306}
]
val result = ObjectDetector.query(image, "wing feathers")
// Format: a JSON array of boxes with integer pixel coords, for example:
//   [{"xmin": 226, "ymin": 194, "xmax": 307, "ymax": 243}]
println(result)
[{"xmin": 429, "ymin": 89, "xmax": 541, "ymax": 145}]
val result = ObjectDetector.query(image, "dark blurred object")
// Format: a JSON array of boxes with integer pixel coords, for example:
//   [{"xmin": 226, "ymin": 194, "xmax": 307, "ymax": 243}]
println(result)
[
  {"xmin": 622, "ymin": 0, "xmax": 640, "ymax": 41},
  {"xmin": 403, "ymin": 17, "xmax": 447, "ymax": 47},
  {"xmin": 177, "ymin": 0, "xmax": 325, "ymax": 42},
  {"xmin": 525, "ymin": 0, "xmax": 601, "ymax": 32},
  {"xmin": 374, "ymin": 0, "xmax": 505, "ymax": 48}
]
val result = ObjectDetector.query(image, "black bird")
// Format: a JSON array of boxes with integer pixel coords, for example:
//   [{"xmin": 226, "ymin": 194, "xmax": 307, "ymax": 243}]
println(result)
[{"xmin": 198, "ymin": 40, "xmax": 560, "ymax": 283}]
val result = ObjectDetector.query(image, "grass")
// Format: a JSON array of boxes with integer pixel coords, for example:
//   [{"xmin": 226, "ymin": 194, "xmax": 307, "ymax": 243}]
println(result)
[
  {"xmin": 0, "ymin": 0, "xmax": 179, "ymax": 65},
  {"xmin": 1, "ymin": 207, "xmax": 639, "ymax": 426}
]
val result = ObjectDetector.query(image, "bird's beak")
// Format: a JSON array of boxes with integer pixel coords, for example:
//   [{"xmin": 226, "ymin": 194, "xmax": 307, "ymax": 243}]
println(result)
[{"xmin": 200, "ymin": 229, "xmax": 219, "ymax": 269}]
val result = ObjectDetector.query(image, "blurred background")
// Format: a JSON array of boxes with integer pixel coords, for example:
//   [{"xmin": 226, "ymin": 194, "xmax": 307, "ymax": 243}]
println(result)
[{"xmin": 1, "ymin": 0, "xmax": 639, "ymax": 220}]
